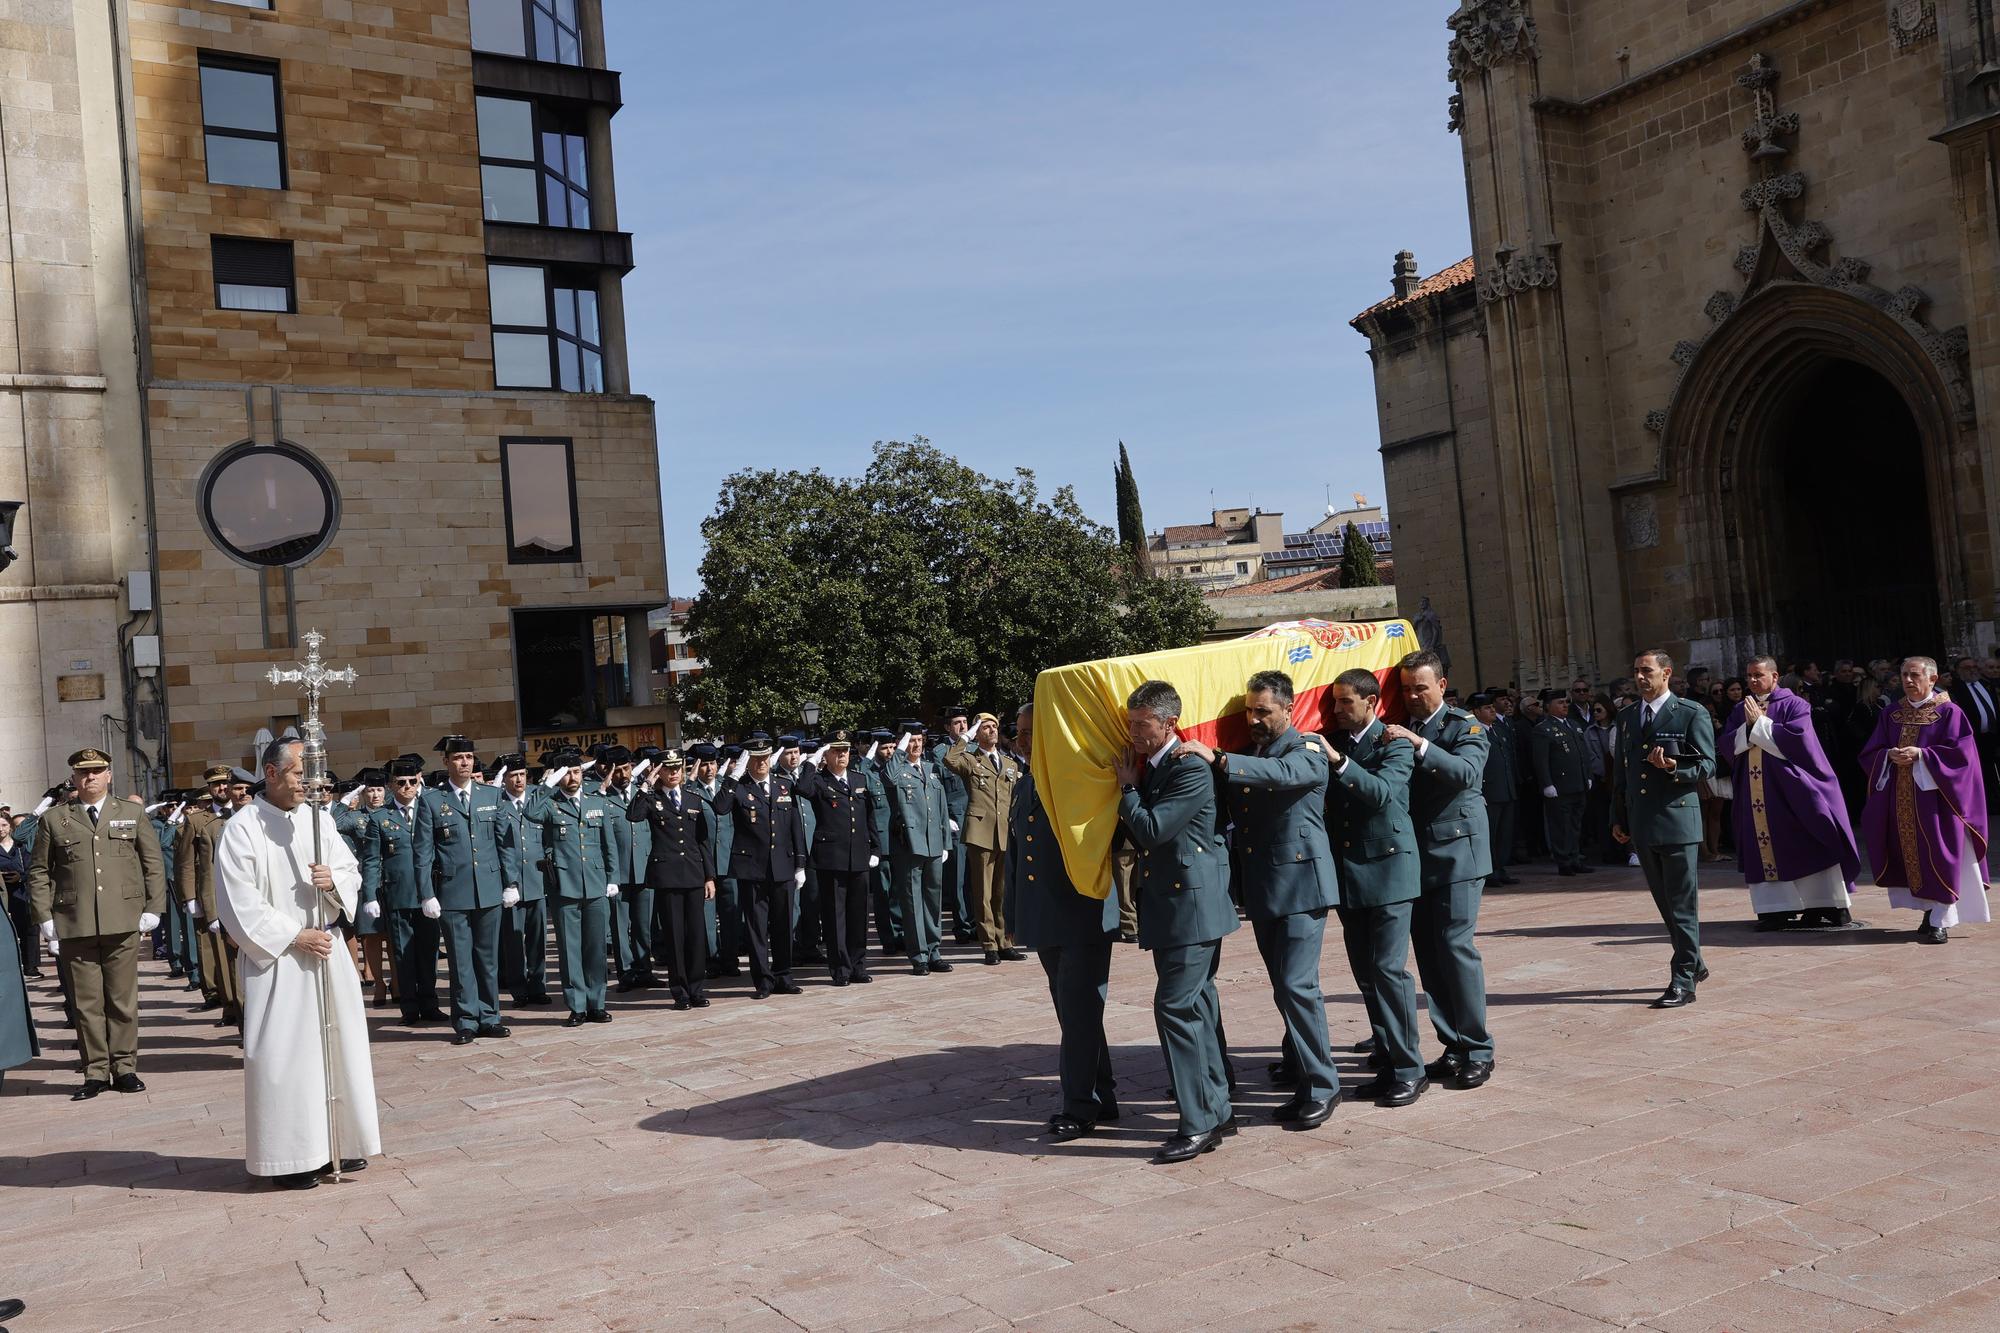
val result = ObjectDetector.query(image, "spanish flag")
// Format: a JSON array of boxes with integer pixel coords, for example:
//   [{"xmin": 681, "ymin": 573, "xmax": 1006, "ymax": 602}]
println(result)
[{"xmin": 1030, "ymin": 620, "xmax": 1418, "ymax": 899}]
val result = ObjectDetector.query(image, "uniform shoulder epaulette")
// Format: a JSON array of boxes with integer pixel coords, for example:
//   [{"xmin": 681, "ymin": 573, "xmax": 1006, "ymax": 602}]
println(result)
[
  {"xmin": 1447, "ymin": 705, "xmax": 1475, "ymax": 721},
  {"xmin": 1301, "ymin": 737, "xmax": 1324, "ymax": 756}
]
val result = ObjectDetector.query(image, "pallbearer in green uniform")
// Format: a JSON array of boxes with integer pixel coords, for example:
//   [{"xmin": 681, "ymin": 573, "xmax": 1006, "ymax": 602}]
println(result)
[
  {"xmin": 882, "ymin": 724, "xmax": 954, "ymax": 976},
  {"xmin": 27, "ymin": 749, "xmax": 167, "ymax": 1099},
  {"xmin": 863, "ymin": 731, "xmax": 905, "ymax": 954},
  {"xmin": 1322, "ymin": 670, "xmax": 1427, "ymax": 1106},
  {"xmin": 519, "ymin": 748, "xmax": 618, "ymax": 1023},
  {"xmin": 1473, "ymin": 695, "xmax": 1520, "ymax": 887},
  {"xmin": 495, "ymin": 755, "xmax": 552, "ymax": 1006},
  {"xmin": 1182, "ymin": 670, "xmax": 1341, "ymax": 1128},
  {"xmin": 365, "ymin": 756, "xmax": 446, "ymax": 1024},
  {"xmin": 1532, "ymin": 693, "xmax": 1593, "ymax": 876},
  {"xmin": 1009, "ymin": 703, "xmax": 1120, "ymax": 1141},
  {"xmin": 1381, "ymin": 650, "xmax": 1496, "ymax": 1091},
  {"xmin": 1114, "ymin": 681, "xmax": 1239, "ymax": 1164},
  {"xmin": 627, "ymin": 747, "xmax": 716, "ymax": 1008},
  {"xmin": 1611, "ymin": 649, "xmax": 1716, "ymax": 1008},
  {"xmin": 413, "ymin": 736, "xmax": 514, "ymax": 1044}
]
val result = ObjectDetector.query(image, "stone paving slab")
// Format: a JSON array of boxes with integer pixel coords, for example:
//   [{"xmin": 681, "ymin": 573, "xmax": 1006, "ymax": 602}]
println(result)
[{"xmin": 4, "ymin": 863, "xmax": 2000, "ymax": 1330}]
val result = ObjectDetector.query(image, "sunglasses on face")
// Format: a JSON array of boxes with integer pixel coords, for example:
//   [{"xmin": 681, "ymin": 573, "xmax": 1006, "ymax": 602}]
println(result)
[{"xmin": 393, "ymin": 778, "xmax": 422, "ymax": 786}]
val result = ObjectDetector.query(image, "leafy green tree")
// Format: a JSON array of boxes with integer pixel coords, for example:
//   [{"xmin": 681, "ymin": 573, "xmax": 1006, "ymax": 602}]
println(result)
[
  {"xmin": 681, "ymin": 438, "xmax": 1213, "ymax": 735},
  {"xmin": 1337, "ymin": 520, "xmax": 1380, "ymax": 588},
  {"xmin": 1114, "ymin": 441, "xmax": 1148, "ymax": 570}
]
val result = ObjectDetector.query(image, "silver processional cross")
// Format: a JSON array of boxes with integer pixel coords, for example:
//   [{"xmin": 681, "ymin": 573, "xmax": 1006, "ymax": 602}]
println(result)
[{"xmin": 267, "ymin": 628, "xmax": 358, "ymax": 790}]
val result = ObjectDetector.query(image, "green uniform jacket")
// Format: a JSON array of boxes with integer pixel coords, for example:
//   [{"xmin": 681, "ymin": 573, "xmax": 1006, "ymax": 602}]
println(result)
[
  {"xmin": 1483, "ymin": 721, "xmax": 1517, "ymax": 804},
  {"xmin": 501, "ymin": 795, "xmax": 548, "ymax": 902},
  {"xmin": 882, "ymin": 753, "xmax": 951, "ymax": 858},
  {"xmin": 692, "ymin": 778, "xmax": 734, "ymax": 873},
  {"xmin": 1610, "ymin": 695, "xmax": 1715, "ymax": 847},
  {"xmin": 1006, "ymin": 772, "xmax": 1118, "ymax": 948},
  {"xmin": 153, "ymin": 818, "xmax": 178, "ymax": 888},
  {"xmin": 860, "ymin": 765, "xmax": 892, "ymax": 851},
  {"xmin": 519, "ymin": 786, "xmax": 617, "ymax": 899},
  {"xmin": 1117, "ymin": 744, "xmax": 1239, "ymax": 949},
  {"xmin": 1531, "ymin": 717, "xmax": 1590, "ymax": 797},
  {"xmin": 28, "ymin": 797, "xmax": 169, "ymax": 936},
  {"xmin": 943, "ymin": 745, "xmax": 1021, "ymax": 852},
  {"xmin": 412, "ymin": 781, "xmax": 516, "ymax": 910},
  {"xmin": 362, "ymin": 803, "xmax": 425, "ymax": 912},
  {"xmin": 1222, "ymin": 725, "xmax": 1339, "ymax": 921},
  {"xmin": 1407, "ymin": 704, "xmax": 1493, "ymax": 887},
  {"xmin": 1324, "ymin": 721, "xmax": 1421, "ymax": 907},
  {"xmin": 595, "ymin": 781, "xmax": 652, "ymax": 887}
]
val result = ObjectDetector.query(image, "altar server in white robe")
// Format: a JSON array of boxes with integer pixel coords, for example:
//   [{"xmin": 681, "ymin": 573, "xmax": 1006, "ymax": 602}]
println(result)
[{"xmin": 216, "ymin": 737, "xmax": 382, "ymax": 1189}]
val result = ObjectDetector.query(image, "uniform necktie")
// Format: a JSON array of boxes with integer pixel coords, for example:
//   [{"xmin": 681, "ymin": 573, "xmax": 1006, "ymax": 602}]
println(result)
[
  {"xmin": 1641, "ymin": 703, "xmax": 1655, "ymax": 732},
  {"xmin": 459, "ymin": 788, "xmax": 470, "ymax": 816},
  {"xmin": 89, "ymin": 806, "xmax": 99, "ymax": 828}
]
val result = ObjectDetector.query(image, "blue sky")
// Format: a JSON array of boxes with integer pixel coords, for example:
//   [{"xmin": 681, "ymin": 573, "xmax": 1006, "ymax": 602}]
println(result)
[{"xmin": 603, "ymin": 2, "xmax": 1472, "ymax": 593}]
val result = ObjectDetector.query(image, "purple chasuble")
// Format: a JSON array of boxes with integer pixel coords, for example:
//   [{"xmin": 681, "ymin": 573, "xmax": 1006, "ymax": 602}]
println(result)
[
  {"xmin": 1859, "ymin": 692, "xmax": 1988, "ymax": 906},
  {"xmin": 1726, "ymin": 687, "xmax": 1860, "ymax": 887}
]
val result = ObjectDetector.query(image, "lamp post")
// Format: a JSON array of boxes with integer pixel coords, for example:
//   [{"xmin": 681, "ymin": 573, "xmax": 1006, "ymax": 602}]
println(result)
[{"xmin": 800, "ymin": 700, "xmax": 821, "ymax": 730}]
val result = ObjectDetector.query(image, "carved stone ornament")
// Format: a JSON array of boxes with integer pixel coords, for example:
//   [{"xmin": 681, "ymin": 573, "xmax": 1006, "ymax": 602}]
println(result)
[
  {"xmin": 1888, "ymin": 0, "xmax": 1938, "ymax": 49},
  {"xmin": 1448, "ymin": 90, "xmax": 1465, "ymax": 134},
  {"xmin": 1645, "ymin": 52, "xmax": 1975, "ymax": 434},
  {"xmin": 1447, "ymin": 0, "xmax": 1540, "ymax": 82},
  {"xmin": 1619, "ymin": 495, "xmax": 1661, "ymax": 551},
  {"xmin": 1476, "ymin": 248, "xmax": 1559, "ymax": 304}
]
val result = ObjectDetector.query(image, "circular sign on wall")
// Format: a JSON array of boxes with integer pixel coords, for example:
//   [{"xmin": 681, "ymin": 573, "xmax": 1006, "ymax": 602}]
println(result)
[{"xmin": 196, "ymin": 440, "xmax": 341, "ymax": 569}]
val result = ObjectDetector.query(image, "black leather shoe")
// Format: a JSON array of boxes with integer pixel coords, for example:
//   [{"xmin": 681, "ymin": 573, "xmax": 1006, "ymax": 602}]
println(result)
[
  {"xmin": 983, "ymin": 951, "xmax": 1001, "ymax": 966},
  {"xmin": 616, "ymin": 975, "xmax": 642, "ymax": 994},
  {"xmin": 1652, "ymin": 985, "xmax": 1696, "ymax": 1008},
  {"xmin": 1266, "ymin": 1060, "xmax": 1298, "ymax": 1086},
  {"xmin": 167, "ymin": 967, "xmax": 186, "ymax": 978},
  {"xmin": 0, "ymin": 1297, "xmax": 25, "ymax": 1322},
  {"xmin": 586, "ymin": 1010, "xmax": 613, "ymax": 1023},
  {"xmin": 690, "ymin": 995, "xmax": 711, "ymax": 1008},
  {"xmin": 1920, "ymin": 923, "xmax": 1950, "ymax": 944},
  {"xmin": 1455, "ymin": 1060, "xmax": 1495, "ymax": 1090},
  {"xmin": 850, "ymin": 972, "xmax": 873, "ymax": 984},
  {"xmin": 112, "ymin": 1073, "xmax": 146, "ymax": 1094},
  {"xmin": 929, "ymin": 960, "xmax": 953, "ymax": 973},
  {"xmin": 773, "ymin": 979, "xmax": 803, "ymax": 995},
  {"xmin": 272, "ymin": 1169, "xmax": 320, "ymax": 1190},
  {"xmin": 1350, "ymin": 1037, "xmax": 1377, "ymax": 1054},
  {"xmin": 752, "ymin": 986, "xmax": 771, "ymax": 1000},
  {"xmin": 418, "ymin": 1005, "xmax": 449, "ymax": 1023},
  {"xmin": 563, "ymin": 1013, "xmax": 586, "ymax": 1027},
  {"xmin": 672, "ymin": 996, "xmax": 692, "ymax": 1009},
  {"xmin": 1350, "ymin": 1075, "xmax": 1428, "ymax": 1106},
  {"xmin": 323, "ymin": 1158, "xmax": 368, "ymax": 1174},
  {"xmin": 1572, "ymin": 864, "xmax": 1595, "ymax": 875},
  {"xmin": 477, "ymin": 1024, "xmax": 511, "ymax": 1038},
  {"xmin": 71, "ymin": 1079, "xmax": 108, "ymax": 1101},
  {"xmin": 1048, "ymin": 1114, "xmax": 1096, "ymax": 1142},
  {"xmin": 911, "ymin": 961, "xmax": 930, "ymax": 976},
  {"xmin": 451, "ymin": 1031, "xmax": 477, "ymax": 1045},
  {"xmin": 1425, "ymin": 1055, "xmax": 1464, "ymax": 1083},
  {"xmin": 1152, "ymin": 1127, "xmax": 1228, "ymax": 1164},
  {"xmin": 999, "ymin": 946, "xmax": 1027, "ymax": 961},
  {"xmin": 1694, "ymin": 965, "xmax": 1711, "ymax": 984},
  {"xmin": 1274, "ymin": 1095, "xmax": 1338, "ymax": 1128},
  {"xmin": 1489, "ymin": 875, "xmax": 1520, "ymax": 886},
  {"xmin": 1096, "ymin": 1100, "xmax": 1121, "ymax": 1122}
]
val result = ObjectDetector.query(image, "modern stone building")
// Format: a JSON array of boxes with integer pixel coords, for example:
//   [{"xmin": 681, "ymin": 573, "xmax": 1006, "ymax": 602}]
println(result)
[
  {"xmin": 0, "ymin": 0, "xmax": 152, "ymax": 802},
  {"xmin": 1356, "ymin": 0, "xmax": 1998, "ymax": 689},
  {"xmin": 127, "ymin": 0, "xmax": 668, "ymax": 777}
]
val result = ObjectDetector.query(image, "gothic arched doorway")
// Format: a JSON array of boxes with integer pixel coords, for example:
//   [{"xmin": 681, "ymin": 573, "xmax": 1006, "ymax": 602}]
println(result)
[{"xmin": 1663, "ymin": 283, "xmax": 1975, "ymax": 669}]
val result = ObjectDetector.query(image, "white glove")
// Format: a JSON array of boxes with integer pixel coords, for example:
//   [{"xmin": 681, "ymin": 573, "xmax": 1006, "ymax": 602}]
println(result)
[
  {"xmin": 341, "ymin": 788, "xmax": 363, "ymax": 809},
  {"xmin": 48, "ymin": 936, "xmax": 60, "ymax": 956},
  {"xmin": 502, "ymin": 886, "xmax": 521, "ymax": 908},
  {"xmin": 187, "ymin": 899, "xmax": 203, "ymax": 919},
  {"xmin": 139, "ymin": 913, "xmax": 160, "ymax": 934},
  {"xmin": 933, "ymin": 850, "xmax": 946, "ymax": 864},
  {"xmin": 630, "ymin": 760, "xmax": 652, "ymax": 786},
  {"xmin": 1542, "ymin": 785, "xmax": 1558, "ymax": 799},
  {"xmin": 728, "ymin": 752, "xmax": 749, "ymax": 781},
  {"xmin": 949, "ymin": 820, "xmax": 960, "ymax": 834},
  {"xmin": 607, "ymin": 883, "xmax": 620, "ymax": 898},
  {"xmin": 580, "ymin": 758, "xmax": 598, "ymax": 774},
  {"xmin": 793, "ymin": 868, "xmax": 806, "ymax": 888},
  {"xmin": 363, "ymin": 901, "xmax": 383, "ymax": 920},
  {"xmin": 208, "ymin": 919, "xmax": 221, "ymax": 934},
  {"xmin": 491, "ymin": 765, "xmax": 509, "ymax": 789},
  {"xmin": 421, "ymin": 897, "xmax": 442, "ymax": 919},
  {"xmin": 868, "ymin": 854, "xmax": 880, "ymax": 869},
  {"xmin": 39, "ymin": 920, "xmax": 56, "ymax": 943},
  {"xmin": 815, "ymin": 751, "xmax": 828, "ymax": 769},
  {"xmin": 896, "ymin": 731, "xmax": 914, "ymax": 754},
  {"xmin": 32, "ymin": 795, "xmax": 56, "ymax": 818},
  {"xmin": 543, "ymin": 766, "xmax": 565, "ymax": 788}
]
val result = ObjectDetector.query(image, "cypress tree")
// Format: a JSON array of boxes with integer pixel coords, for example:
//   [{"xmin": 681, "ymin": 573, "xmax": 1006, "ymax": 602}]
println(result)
[{"xmin": 1338, "ymin": 520, "xmax": 1380, "ymax": 587}]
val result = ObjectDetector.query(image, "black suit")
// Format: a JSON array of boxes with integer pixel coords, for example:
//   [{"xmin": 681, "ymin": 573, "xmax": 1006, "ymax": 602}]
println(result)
[
  {"xmin": 629, "ymin": 785, "xmax": 716, "ymax": 1000},
  {"xmin": 792, "ymin": 765, "xmax": 883, "ymax": 983},
  {"xmin": 711, "ymin": 775, "xmax": 809, "ymax": 991},
  {"xmin": 1950, "ymin": 676, "xmax": 2000, "ymax": 805}
]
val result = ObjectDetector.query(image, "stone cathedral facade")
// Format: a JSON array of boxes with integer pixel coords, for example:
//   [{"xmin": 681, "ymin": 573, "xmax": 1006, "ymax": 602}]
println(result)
[{"xmin": 1355, "ymin": 0, "xmax": 2000, "ymax": 689}]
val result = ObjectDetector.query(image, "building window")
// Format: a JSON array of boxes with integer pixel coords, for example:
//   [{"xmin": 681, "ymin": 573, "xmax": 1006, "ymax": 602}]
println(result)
[
  {"xmin": 488, "ymin": 263, "xmax": 604, "ymax": 392},
  {"xmin": 1235, "ymin": 561, "xmax": 1249, "ymax": 575},
  {"xmin": 514, "ymin": 609, "xmax": 635, "ymax": 732},
  {"xmin": 500, "ymin": 437, "xmax": 580, "ymax": 563},
  {"xmin": 198, "ymin": 54, "xmax": 284, "ymax": 189},
  {"xmin": 475, "ymin": 96, "xmax": 590, "ymax": 227},
  {"xmin": 211, "ymin": 0, "xmax": 273, "ymax": 9},
  {"xmin": 197, "ymin": 440, "xmax": 341, "ymax": 568},
  {"xmin": 212, "ymin": 236, "xmax": 296, "ymax": 312},
  {"xmin": 470, "ymin": 0, "xmax": 582, "ymax": 66}
]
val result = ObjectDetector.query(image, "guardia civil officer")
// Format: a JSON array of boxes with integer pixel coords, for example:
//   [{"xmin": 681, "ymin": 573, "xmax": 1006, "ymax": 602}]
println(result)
[
  {"xmin": 518, "ymin": 749, "xmax": 618, "ymax": 1023},
  {"xmin": 628, "ymin": 747, "xmax": 717, "ymax": 1007},
  {"xmin": 1532, "ymin": 692, "xmax": 1592, "ymax": 875},
  {"xmin": 495, "ymin": 755, "xmax": 552, "ymax": 1006},
  {"xmin": 710, "ymin": 734, "xmax": 809, "ymax": 997},
  {"xmin": 412, "ymin": 736, "xmax": 514, "ymax": 1044},
  {"xmin": 363, "ymin": 756, "xmax": 447, "ymax": 1024}
]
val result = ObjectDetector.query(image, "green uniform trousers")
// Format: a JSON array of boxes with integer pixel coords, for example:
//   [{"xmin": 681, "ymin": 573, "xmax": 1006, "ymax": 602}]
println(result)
[
  {"xmin": 552, "ymin": 896, "xmax": 610, "ymax": 1015},
  {"xmin": 1038, "ymin": 938, "xmax": 1117, "ymax": 1123},
  {"xmin": 440, "ymin": 904, "xmax": 503, "ymax": 1034},
  {"xmin": 1411, "ymin": 878, "xmax": 1494, "ymax": 1061},
  {"xmin": 389, "ymin": 908, "xmax": 442, "ymax": 1021},
  {"xmin": 1151, "ymin": 941, "xmax": 1232, "ymax": 1136},
  {"xmin": 612, "ymin": 886, "xmax": 654, "ymax": 979},
  {"xmin": 60, "ymin": 931, "xmax": 140, "ymax": 1082},
  {"xmin": 1547, "ymin": 794, "xmax": 1585, "ymax": 870},
  {"xmin": 893, "ymin": 853, "xmax": 945, "ymax": 963},
  {"xmin": 1252, "ymin": 910, "xmax": 1338, "ymax": 1103},
  {"xmin": 1637, "ymin": 841, "xmax": 1703, "ymax": 985},
  {"xmin": 1335, "ymin": 902, "xmax": 1423, "ymax": 1083},
  {"xmin": 500, "ymin": 898, "xmax": 549, "ymax": 1003},
  {"xmin": 871, "ymin": 861, "xmax": 904, "ymax": 951}
]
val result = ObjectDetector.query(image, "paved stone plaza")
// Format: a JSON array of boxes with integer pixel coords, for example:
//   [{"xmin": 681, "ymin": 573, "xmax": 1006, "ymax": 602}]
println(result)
[{"xmin": 4, "ymin": 864, "xmax": 1999, "ymax": 1331}]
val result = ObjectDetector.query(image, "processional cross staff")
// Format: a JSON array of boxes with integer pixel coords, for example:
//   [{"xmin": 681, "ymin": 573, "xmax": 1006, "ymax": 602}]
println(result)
[{"xmin": 266, "ymin": 629, "xmax": 359, "ymax": 1181}]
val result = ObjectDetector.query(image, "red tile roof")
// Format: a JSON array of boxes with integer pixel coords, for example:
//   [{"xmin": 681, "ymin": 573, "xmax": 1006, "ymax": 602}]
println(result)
[
  {"xmin": 1350, "ymin": 257, "xmax": 1476, "ymax": 324},
  {"xmin": 1157, "ymin": 523, "xmax": 1228, "ymax": 545},
  {"xmin": 1205, "ymin": 561, "xmax": 1397, "ymax": 598}
]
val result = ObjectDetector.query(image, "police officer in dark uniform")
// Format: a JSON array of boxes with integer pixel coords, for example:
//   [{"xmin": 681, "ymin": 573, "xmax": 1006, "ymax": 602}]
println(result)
[
  {"xmin": 1532, "ymin": 691, "xmax": 1592, "ymax": 876},
  {"xmin": 627, "ymin": 747, "xmax": 716, "ymax": 1008},
  {"xmin": 711, "ymin": 734, "xmax": 809, "ymax": 998},
  {"xmin": 790, "ymin": 730, "xmax": 883, "ymax": 986},
  {"xmin": 1472, "ymin": 694, "xmax": 1519, "ymax": 886}
]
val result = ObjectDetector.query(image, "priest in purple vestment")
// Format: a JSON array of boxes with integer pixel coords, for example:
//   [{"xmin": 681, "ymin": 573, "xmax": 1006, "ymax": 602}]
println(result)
[
  {"xmin": 1727, "ymin": 657, "xmax": 1860, "ymax": 930},
  {"xmin": 1859, "ymin": 656, "xmax": 1991, "ymax": 943}
]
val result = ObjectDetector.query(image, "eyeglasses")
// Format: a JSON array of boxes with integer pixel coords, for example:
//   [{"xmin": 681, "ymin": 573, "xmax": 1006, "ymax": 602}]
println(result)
[{"xmin": 393, "ymin": 778, "xmax": 422, "ymax": 786}]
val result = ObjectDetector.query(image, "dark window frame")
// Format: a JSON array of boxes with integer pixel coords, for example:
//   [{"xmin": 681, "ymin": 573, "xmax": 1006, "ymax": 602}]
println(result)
[
  {"xmin": 472, "ymin": 0, "xmax": 582, "ymax": 66},
  {"xmin": 499, "ymin": 435, "xmax": 582, "ymax": 565},
  {"xmin": 197, "ymin": 51, "xmax": 288, "ymax": 190},
  {"xmin": 211, "ymin": 234, "xmax": 297, "ymax": 313},
  {"xmin": 475, "ymin": 94, "xmax": 591, "ymax": 228},
  {"xmin": 196, "ymin": 438, "xmax": 342, "ymax": 570},
  {"xmin": 488, "ymin": 261, "xmax": 604, "ymax": 392}
]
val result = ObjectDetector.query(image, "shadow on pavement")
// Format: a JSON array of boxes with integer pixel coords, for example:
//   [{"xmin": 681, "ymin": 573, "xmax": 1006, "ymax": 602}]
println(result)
[{"xmin": 0, "ymin": 1151, "xmax": 259, "ymax": 1193}]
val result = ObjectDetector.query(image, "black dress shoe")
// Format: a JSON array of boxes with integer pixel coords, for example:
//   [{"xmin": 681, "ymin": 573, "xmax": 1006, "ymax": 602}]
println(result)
[
  {"xmin": 112, "ymin": 1073, "xmax": 146, "ymax": 1094},
  {"xmin": 1694, "ymin": 965, "xmax": 1710, "ymax": 984},
  {"xmin": 1096, "ymin": 1100, "xmax": 1121, "ymax": 1122},
  {"xmin": 323, "ymin": 1157, "xmax": 368, "ymax": 1174},
  {"xmin": 851, "ymin": 972, "xmax": 873, "ymax": 984},
  {"xmin": 1118, "ymin": 930, "xmax": 1138, "ymax": 944},
  {"xmin": 929, "ymin": 959, "xmax": 953, "ymax": 973},
  {"xmin": 452, "ymin": 1031, "xmax": 477, "ymax": 1045},
  {"xmin": 752, "ymin": 986, "xmax": 772, "ymax": 1000},
  {"xmin": 1424, "ymin": 1055, "xmax": 1464, "ymax": 1083},
  {"xmin": 272, "ymin": 1169, "xmax": 320, "ymax": 1190},
  {"xmin": 1572, "ymin": 864, "xmax": 1595, "ymax": 875},
  {"xmin": 1274, "ymin": 1095, "xmax": 1337, "ymax": 1128},
  {"xmin": 586, "ymin": 1010, "xmax": 613, "ymax": 1023},
  {"xmin": 673, "ymin": 996, "xmax": 692, "ymax": 1009},
  {"xmin": 773, "ymin": 979, "xmax": 803, "ymax": 995},
  {"xmin": 1558, "ymin": 865, "xmax": 1579, "ymax": 877},
  {"xmin": 1652, "ymin": 985, "xmax": 1696, "ymax": 1008},
  {"xmin": 999, "ymin": 946, "xmax": 1027, "ymax": 961},
  {"xmin": 1920, "ymin": 923, "xmax": 1950, "ymax": 944},
  {"xmin": 477, "ymin": 1023, "xmax": 512, "ymax": 1038},
  {"xmin": 1755, "ymin": 912, "xmax": 1795, "ymax": 932},
  {"xmin": 167, "ymin": 967, "xmax": 186, "ymax": 978},
  {"xmin": 1047, "ymin": 1114, "xmax": 1096, "ymax": 1142},
  {"xmin": 1350, "ymin": 1037, "xmax": 1377, "ymax": 1053},
  {"xmin": 418, "ymin": 1005, "xmax": 449, "ymax": 1022},
  {"xmin": 1153, "ymin": 1124, "xmax": 1231, "ymax": 1164},
  {"xmin": 1265, "ymin": 1060, "xmax": 1297, "ymax": 1085},
  {"xmin": 983, "ymin": 951, "xmax": 1001, "ymax": 966},
  {"xmin": 690, "ymin": 995, "xmax": 711, "ymax": 1008},
  {"xmin": 71, "ymin": 1079, "xmax": 109, "ymax": 1101},
  {"xmin": 1455, "ymin": 1060, "xmax": 1495, "ymax": 1090},
  {"xmin": 1350, "ymin": 1075, "xmax": 1427, "ymax": 1106},
  {"xmin": 563, "ymin": 1013, "xmax": 587, "ymax": 1027},
  {"xmin": 615, "ymin": 975, "xmax": 642, "ymax": 994},
  {"xmin": 0, "ymin": 1297, "xmax": 25, "ymax": 1322},
  {"xmin": 195, "ymin": 998, "xmax": 221, "ymax": 1012}
]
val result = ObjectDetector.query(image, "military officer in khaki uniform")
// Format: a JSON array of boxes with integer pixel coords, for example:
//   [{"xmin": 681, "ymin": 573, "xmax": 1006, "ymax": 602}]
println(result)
[
  {"xmin": 176, "ymin": 764, "xmax": 243, "ymax": 1027},
  {"xmin": 27, "ymin": 749, "xmax": 168, "ymax": 1099},
  {"xmin": 943, "ymin": 711, "xmax": 1024, "ymax": 964}
]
